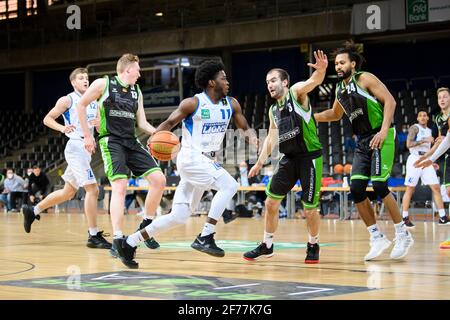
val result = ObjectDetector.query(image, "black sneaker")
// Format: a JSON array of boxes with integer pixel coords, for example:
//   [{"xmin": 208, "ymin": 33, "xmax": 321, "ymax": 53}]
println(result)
[
  {"xmin": 305, "ymin": 242, "xmax": 320, "ymax": 264},
  {"xmin": 113, "ymin": 237, "xmax": 139, "ymax": 269},
  {"xmin": 223, "ymin": 209, "xmax": 238, "ymax": 224},
  {"xmin": 87, "ymin": 231, "xmax": 112, "ymax": 249},
  {"xmin": 403, "ymin": 217, "xmax": 415, "ymax": 229},
  {"xmin": 243, "ymin": 242, "xmax": 274, "ymax": 261},
  {"xmin": 191, "ymin": 233, "xmax": 225, "ymax": 257},
  {"xmin": 22, "ymin": 204, "xmax": 40, "ymax": 233},
  {"xmin": 110, "ymin": 240, "xmax": 119, "ymax": 258},
  {"xmin": 439, "ymin": 216, "xmax": 450, "ymax": 225},
  {"xmin": 137, "ymin": 219, "xmax": 160, "ymax": 249}
]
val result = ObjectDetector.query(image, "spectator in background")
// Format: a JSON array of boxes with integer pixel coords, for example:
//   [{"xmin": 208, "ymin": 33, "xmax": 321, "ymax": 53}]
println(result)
[
  {"xmin": 397, "ymin": 125, "xmax": 408, "ymax": 153},
  {"xmin": 2, "ymin": 168, "xmax": 27, "ymax": 212},
  {"xmin": 28, "ymin": 166, "xmax": 50, "ymax": 205}
]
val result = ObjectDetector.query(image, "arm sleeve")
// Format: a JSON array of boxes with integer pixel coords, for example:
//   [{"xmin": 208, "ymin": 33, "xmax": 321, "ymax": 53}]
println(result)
[{"xmin": 430, "ymin": 131, "xmax": 450, "ymax": 162}]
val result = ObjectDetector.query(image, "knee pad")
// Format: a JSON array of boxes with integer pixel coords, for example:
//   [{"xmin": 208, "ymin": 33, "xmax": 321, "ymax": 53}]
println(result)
[
  {"xmin": 350, "ymin": 179, "xmax": 368, "ymax": 204},
  {"xmin": 372, "ymin": 181, "xmax": 390, "ymax": 199},
  {"xmin": 171, "ymin": 203, "xmax": 191, "ymax": 225}
]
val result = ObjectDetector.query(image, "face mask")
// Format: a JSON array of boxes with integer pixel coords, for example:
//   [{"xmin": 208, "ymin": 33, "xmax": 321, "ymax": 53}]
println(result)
[
  {"xmin": 239, "ymin": 167, "xmax": 247, "ymax": 174},
  {"xmin": 27, "ymin": 171, "xmax": 33, "ymax": 176},
  {"xmin": 266, "ymin": 171, "xmax": 273, "ymax": 176},
  {"xmin": 7, "ymin": 173, "xmax": 13, "ymax": 179}
]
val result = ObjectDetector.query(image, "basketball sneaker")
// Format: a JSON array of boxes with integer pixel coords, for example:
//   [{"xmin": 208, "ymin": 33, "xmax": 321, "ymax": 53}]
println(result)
[
  {"xmin": 22, "ymin": 204, "xmax": 40, "ymax": 233},
  {"xmin": 305, "ymin": 242, "xmax": 320, "ymax": 264},
  {"xmin": 438, "ymin": 216, "xmax": 450, "ymax": 225},
  {"xmin": 439, "ymin": 239, "xmax": 450, "ymax": 249},
  {"xmin": 113, "ymin": 236, "xmax": 139, "ymax": 269},
  {"xmin": 86, "ymin": 231, "xmax": 112, "ymax": 249},
  {"xmin": 136, "ymin": 219, "xmax": 160, "ymax": 249},
  {"xmin": 222, "ymin": 209, "xmax": 238, "ymax": 224},
  {"xmin": 243, "ymin": 242, "xmax": 274, "ymax": 261},
  {"xmin": 403, "ymin": 216, "xmax": 415, "ymax": 229},
  {"xmin": 390, "ymin": 231, "xmax": 414, "ymax": 259},
  {"xmin": 109, "ymin": 240, "xmax": 119, "ymax": 258},
  {"xmin": 364, "ymin": 235, "xmax": 392, "ymax": 261},
  {"xmin": 191, "ymin": 233, "xmax": 225, "ymax": 257}
]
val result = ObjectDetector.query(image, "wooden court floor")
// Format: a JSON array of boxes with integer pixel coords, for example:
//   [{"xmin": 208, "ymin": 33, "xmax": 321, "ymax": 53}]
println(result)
[{"xmin": 0, "ymin": 211, "xmax": 449, "ymax": 300}]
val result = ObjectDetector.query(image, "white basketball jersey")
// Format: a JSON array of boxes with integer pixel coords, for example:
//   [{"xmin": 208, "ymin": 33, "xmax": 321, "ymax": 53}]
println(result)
[
  {"xmin": 181, "ymin": 92, "xmax": 233, "ymax": 152},
  {"xmin": 63, "ymin": 91, "xmax": 98, "ymax": 140},
  {"xmin": 409, "ymin": 123, "xmax": 432, "ymax": 155}
]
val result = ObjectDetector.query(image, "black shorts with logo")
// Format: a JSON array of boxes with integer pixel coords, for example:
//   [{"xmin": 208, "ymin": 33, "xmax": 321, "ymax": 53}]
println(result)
[
  {"xmin": 99, "ymin": 135, "xmax": 161, "ymax": 181},
  {"xmin": 266, "ymin": 152, "xmax": 322, "ymax": 209}
]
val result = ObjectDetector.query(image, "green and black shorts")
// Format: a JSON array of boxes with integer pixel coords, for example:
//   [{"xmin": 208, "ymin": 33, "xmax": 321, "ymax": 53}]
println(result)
[{"xmin": 99, "ymin": 135, "xmax": 161, "ymax": 181}]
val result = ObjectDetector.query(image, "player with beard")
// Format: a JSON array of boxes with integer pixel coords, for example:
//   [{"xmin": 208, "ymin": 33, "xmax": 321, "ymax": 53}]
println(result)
[{"xmin": 314, "ymin": 41, "xmax": 413, "ymax": 261}]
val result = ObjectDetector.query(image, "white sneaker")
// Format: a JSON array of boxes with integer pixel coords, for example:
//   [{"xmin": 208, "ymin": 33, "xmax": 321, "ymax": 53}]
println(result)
[
  {"xmin": 364, "ymin": 235, "xmax": 392, "ymax": 261},
  {"xmin": 390, "ymin": 231, "xmax": 414, "ymax": 260}
]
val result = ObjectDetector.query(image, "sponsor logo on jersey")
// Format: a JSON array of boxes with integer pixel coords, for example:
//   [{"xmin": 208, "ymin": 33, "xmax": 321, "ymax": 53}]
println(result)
[
  {"xmin": 348, "ymin": 108, "xmax": 364, "ymax": 122},
  {"xmin": 109, "ymin": 110, "xmax": 135, "ymax": 119},
  {"xmin": 279, "ymin": 128, "xmax": 300, "ymax": 142},
  {"xmin": 201, "ymin": 122, "xmax": 227, "ymax": 134},
  {"xmin": 201, "ymin": 109, "xmax": 210, "ymax": 119}
]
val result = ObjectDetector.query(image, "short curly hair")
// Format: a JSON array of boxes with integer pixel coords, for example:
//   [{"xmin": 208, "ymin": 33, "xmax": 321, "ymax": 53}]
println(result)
[{"xmin": 195, "ymin": 60, "xmax": 226, "ymax": 90}]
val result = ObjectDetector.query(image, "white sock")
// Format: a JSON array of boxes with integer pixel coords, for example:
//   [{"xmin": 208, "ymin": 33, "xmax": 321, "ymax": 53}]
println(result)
[
  {"xmin": 394, "ymin": 221, "xmax": 407, "ymax": 235},
  {"xmin": 126, "ymin": 231, "xmax": 144, "ymax": 247},
  {"xmin": 113, "ymin": 231, "xmax": 123, "ymax": 239},
  {"xmin": 309, "ymin": 234, "xmax": 319, "ymax": 244},
  {"xmin": 439, "ymin": 209, "xmax": 446, "ymax": 218},
  {"xmin": 144, "ymin": 215, "xmax": 155, "ymax": 221},
  {"xmin": 402, "ymin": 211, "xmax": 409, "ymax": 218},
  {"xmin": 200, "ymin": 222, "xmax": 215, "ymax": 237},
  {"xmin": 88, "ymin": 227, "xmax": 99, "ymax": 236},
  {"xmin": 34, "ymin": 205, "xmax": 42, "ymax": 216},
  {"xmin": 264, "ymin": 231, "xmax": 274, "ymax": 248},
  {"xmin": 367, "ymin": 224, "xmax": 382, "ymax": 239}
]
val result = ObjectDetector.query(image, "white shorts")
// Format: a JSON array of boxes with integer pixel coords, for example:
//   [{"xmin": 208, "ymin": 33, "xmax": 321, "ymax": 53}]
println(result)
[
  {"xmin": 173, "ymin": 148, "xmax": 229, "ymax": 209},
  {"xmin": 405, "ymin": 154, "xmax": 439, "ymax": 187},
  {"xmin": 61, "ymin": 139, "xmax": 96, "ymax": 189}
]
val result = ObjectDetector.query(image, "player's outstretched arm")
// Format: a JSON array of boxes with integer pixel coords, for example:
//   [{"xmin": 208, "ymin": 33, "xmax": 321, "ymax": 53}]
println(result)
[
  {"xmin": 314, "ymin": 99, "xmax": 344, "ymax": 122},
  {"xmin": 230, "ymin": 97, "xmax": 258, "ymax": 147},
  {"xmin": 136, "ymin": 90, "xmax": 156, "ymax": 136},
  {"xmin": 291, "ymin": 50, "xmax": 328, "ymax": 98}
]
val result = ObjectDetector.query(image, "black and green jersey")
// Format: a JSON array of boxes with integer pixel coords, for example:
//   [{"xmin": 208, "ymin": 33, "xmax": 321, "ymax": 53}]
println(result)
[
  {"xmin": 434, "ymin": 112, "xmax": 449, "ymax": 136},
  {"xmin": 98, "ymin": 75, "xmax": 141, "ymax": 139},
  {"xmin": 433, "ymin": 111, "xmax": 450, "ymax": 157},
  {"xmin": 336, "ymin": 71, "xmax": 384, "ymax": 136},
  {"xmin": 269, "ymin": 88, "xmax": 322, "ymax": 157}
]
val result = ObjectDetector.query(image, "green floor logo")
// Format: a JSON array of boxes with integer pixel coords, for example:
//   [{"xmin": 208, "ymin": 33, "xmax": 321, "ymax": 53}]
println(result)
[
  {"xmin": 144, "ymin": 240, "xmax": 337, "ymax": 252},
  {"xmin": 0, "ymin": 271, "xmax": 372, "ymax": 300}
]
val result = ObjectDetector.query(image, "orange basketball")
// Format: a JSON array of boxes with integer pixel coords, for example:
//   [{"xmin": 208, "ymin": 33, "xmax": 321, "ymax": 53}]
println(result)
[
  {"xmin": 148, "ymin": 131, "xmax": 180, "ymax": 161},
  {"xmin": 334, "ymin": 164, "xmax": 344, "ymax": 174},
  {"xmin": 344, "ymin": 164, "xmax": 352, "ymax": 175}
]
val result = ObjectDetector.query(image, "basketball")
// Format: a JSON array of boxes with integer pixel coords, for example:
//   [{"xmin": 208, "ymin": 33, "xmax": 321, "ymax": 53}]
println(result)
[
  {"xmin": 148, "ymin": 131, "xmax": 180, "ymax": 161},
  {"xmin": 334, "ymin": 164, "xmax": 344, "ymax": 174},
  {"xmin": 344, "ymin": 163, "xmax": 352, "ymax": 175}
]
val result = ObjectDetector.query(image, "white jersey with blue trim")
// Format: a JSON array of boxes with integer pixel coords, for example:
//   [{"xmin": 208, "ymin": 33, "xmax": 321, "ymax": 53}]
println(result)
[
  {"xmin": 409, "ymin": 123, "xmax": 432, "ymax": 155},
  {"xmin": 63, "ymin": 91, "xmax": 98, "ymax": 140},
  {"xmin": 181, "ymin": 92, "xmax": 233, "ymax": 153}
]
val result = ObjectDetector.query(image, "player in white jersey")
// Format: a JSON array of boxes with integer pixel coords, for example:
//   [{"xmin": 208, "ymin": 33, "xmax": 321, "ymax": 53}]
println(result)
[
  {"xmin": 22, "ymin": 68, "xmax": 112, "ymax": 249},
  {"xmin": 113, "ymin": 60, "xmax": 258, "ymax": 268},
  {"xmin": 402, "ymin": 110, "xmax": 446, "ymax": 228}
]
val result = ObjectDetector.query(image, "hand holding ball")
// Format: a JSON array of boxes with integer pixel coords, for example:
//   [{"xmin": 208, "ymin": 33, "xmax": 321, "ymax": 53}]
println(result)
[{"xmin": 148, "ymin": 131, "xmax": 180, "ymax": 161}]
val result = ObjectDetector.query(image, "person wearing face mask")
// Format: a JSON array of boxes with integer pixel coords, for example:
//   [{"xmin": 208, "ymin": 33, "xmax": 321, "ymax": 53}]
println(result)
[{"xmin": 2, "ymin": 169, "xmax": 27, "ymax": 212}]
